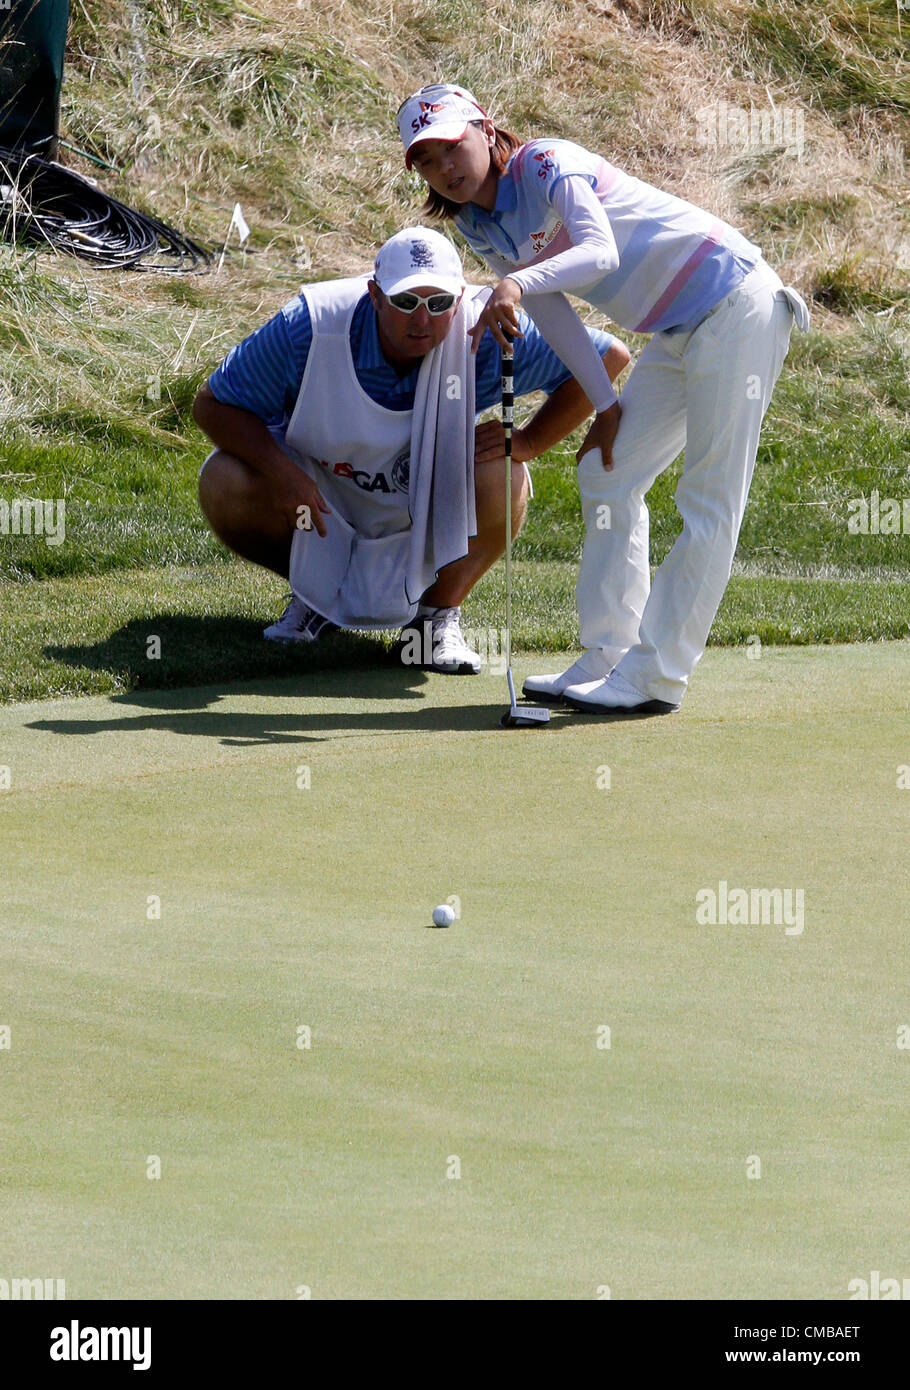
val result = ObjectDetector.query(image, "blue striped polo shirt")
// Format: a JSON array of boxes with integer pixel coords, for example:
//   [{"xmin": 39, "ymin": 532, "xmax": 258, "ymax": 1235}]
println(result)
[{"xmin": 209, "ymin": 289, "xmax": 613, "ymax": 424}]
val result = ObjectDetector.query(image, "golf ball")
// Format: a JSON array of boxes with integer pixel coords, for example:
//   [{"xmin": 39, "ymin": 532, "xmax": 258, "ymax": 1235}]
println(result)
[{"xmin": 432, "ymin": 904, "xmax": 455, "ymax": 928}]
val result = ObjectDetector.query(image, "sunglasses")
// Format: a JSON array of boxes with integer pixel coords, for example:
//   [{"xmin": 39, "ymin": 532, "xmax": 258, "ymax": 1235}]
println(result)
[{"xmin": 386, "ymin": 289, "xmax": 458, "ymax": 315}]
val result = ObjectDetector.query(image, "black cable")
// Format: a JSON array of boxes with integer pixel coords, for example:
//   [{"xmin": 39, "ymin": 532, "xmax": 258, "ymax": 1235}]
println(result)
[{"xmin": 0, "ymin": 146, "xmax": 212, "ymax": 272}]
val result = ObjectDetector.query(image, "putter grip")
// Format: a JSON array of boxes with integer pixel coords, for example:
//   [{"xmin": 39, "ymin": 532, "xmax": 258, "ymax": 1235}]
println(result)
[
  {"xmin": 501, "ymin": 334, "xmax": 514, "ymax": 431},
  {"xmin": 502, "ymin": 330, "xmax": 514, "ymax": 672}
]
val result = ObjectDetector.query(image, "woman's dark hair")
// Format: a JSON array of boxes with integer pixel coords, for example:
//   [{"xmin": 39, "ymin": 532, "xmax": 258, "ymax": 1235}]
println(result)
[{"xmin": 419, "ymin": 122, "xmax": 523, "ymax": 220}]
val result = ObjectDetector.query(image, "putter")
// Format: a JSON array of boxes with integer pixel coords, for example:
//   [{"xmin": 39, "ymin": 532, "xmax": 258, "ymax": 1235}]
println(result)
[{"xmin": 499, "ymin": 337, "xmax": 550, "ymax": 730}]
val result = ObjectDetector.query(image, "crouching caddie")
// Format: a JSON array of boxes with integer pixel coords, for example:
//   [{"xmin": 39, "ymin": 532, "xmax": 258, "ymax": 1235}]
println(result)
[{"xmin": 194, "ymin": 227, "xmax": 628, "ymax": 673}]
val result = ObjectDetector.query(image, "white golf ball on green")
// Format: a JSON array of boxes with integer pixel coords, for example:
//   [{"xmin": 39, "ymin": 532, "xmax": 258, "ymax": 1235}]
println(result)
[{"xmin": 432, "ymin": 904, "xmax": 455, "ymax": 928}]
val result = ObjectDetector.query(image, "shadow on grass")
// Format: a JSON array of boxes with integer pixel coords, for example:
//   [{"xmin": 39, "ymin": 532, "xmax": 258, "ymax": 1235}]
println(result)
[
  {"xmin": 34, "ymin": 613, "xmax": 530, "ymax": 741},
  {"xmin": 43, "ymin": 613, "xmax": 400, "ymax": 692},
  {"xmin": 26, "ymin": 699, "xmax": 523, "ymax": 744}
]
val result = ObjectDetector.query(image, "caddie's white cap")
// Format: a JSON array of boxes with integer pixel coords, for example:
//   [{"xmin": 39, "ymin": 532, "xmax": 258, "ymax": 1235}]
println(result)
[
  {"xmin": 373, "ymin": 227, "xmax": 466, "ymax": 298},
  {"xmin": 397, "ymin": 83, "xmax": 488, "ymax": 168}
]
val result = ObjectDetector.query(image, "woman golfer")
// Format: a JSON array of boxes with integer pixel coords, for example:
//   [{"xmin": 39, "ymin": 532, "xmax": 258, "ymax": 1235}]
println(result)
[{"xmin": 397, "ymin": 84, "xmax": 809, "ymax": 714}]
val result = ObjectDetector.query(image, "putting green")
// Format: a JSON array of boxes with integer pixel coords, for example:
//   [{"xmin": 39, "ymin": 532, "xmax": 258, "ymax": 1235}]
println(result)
[{"xmin": 2, "ymin": 644, "xmax": 909, "ymax": 1300}]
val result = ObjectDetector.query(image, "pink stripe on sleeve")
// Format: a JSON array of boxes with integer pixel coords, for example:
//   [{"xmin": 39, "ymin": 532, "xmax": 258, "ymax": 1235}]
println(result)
[{"xmin": 592, "ymin": 159, "xmax": 620, "ymax": 197}]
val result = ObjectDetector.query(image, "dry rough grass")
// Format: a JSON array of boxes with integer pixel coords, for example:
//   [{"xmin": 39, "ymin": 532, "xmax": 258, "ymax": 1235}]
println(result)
[
  {"xmin": 1, "ymin": 0, "xmax": 905, "ymax": 435},
  {"xmin": 57, "ymin": 1, "xmax": 910, "ymax": 302}
]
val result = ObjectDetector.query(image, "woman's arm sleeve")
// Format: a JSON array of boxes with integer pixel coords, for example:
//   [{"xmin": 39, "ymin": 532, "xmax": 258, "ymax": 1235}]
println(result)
[
  {"xmin": 506, "ymin": 175, "xmax": 620, "ymax": 296},
  {"xmin": 520, "ymin": 292, "xmax": 617, "ymax": 412}
]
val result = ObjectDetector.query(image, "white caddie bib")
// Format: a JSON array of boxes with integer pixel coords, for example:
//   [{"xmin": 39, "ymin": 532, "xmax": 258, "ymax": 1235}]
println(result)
[{"xmin": 284, "ymin": 276, "xmax": 416, "ymax": 628}]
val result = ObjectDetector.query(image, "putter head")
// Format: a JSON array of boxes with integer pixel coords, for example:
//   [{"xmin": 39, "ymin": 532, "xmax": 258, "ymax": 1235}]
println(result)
[
  {"xmin": 501, "ymin": 668, "xmax": 550, "ymax": 727},
  {"xmin": 500, "ymin": 704, "xmax": 551, "ymax": 728}
]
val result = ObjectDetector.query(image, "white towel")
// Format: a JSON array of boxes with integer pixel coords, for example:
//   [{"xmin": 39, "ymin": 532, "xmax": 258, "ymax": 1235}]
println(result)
[{"xmin": 404, "ymin": 286, "xmax": 487, "ymax": 604}]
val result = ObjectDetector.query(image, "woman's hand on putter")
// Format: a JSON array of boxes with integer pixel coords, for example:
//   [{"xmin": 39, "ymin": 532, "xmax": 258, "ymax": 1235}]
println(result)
[
  {"xmin": 577, "ymin": 401, "xmax": 621, "ymax": 470},
  {"xmin": 474, "ymin": 419, "xmax": 533, "ymax": 464},
  {"xmin": 469, "ymin": 278, "xmax": 524, "ymax": 354}
]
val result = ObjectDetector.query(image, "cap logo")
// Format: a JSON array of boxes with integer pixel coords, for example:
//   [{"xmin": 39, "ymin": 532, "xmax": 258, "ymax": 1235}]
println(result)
[{"xmin": 409, "ymin": 239, "xmax": 436, "ymax": 270}]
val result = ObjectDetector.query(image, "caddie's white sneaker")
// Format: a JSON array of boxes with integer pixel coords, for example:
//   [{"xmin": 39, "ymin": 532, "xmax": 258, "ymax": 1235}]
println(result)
[
  {"xmin": 522, "ymin": 651, "xmax": 614, "ymax": 704},
  {"xmin": 398, "ymin": 606, "xmax": 482, "ymax": 675},
  {"xmin": 263, "ymin": 594, "xmax": 336, "ymax": 643},
  {"xmin": 563, "ymin": 669, "xmax": 680, "ymax": 716}
]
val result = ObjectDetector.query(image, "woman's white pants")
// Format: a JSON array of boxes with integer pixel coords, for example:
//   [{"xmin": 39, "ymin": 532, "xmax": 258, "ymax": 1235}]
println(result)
[{"xmin": 576, "ymin": 259, "xmax": 809, "ymax": 703}]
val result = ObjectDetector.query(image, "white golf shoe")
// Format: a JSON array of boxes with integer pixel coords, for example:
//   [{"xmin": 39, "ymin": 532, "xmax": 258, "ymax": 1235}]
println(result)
[
  {"xmin": 521, "ymin": 651, "xmax": 614, "ymax": 704},
  {"xmin": 398, "ymin": 606, "xmax": 482, "ymax": 675},
  {"xmin": 563, "ymin": 669, "xmax": 680, "ymax": 716},
  {"xmin": 263, "ymin": 594, "xmax": 336, "ymax": 643}
]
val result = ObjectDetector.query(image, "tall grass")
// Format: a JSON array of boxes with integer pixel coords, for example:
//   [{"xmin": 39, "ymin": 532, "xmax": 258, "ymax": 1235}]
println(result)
[{"xmin": 0, "ymin": 1, "xmax": 907, "ymax": 635}]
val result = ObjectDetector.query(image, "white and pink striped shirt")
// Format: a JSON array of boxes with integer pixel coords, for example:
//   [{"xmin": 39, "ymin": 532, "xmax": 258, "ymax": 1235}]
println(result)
[{"xmin": 456, "ymin": 138, "xmax": 762, "ymax": 410}]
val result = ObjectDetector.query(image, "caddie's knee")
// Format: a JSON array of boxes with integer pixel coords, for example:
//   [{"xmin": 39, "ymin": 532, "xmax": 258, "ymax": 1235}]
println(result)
[
  {"xmin": 473, "ymin": 457, "xmax": 528, "ymax": 534},
  {"xmin": 198, "ymin": 449, "xmax": 257, "ymax": 524}
]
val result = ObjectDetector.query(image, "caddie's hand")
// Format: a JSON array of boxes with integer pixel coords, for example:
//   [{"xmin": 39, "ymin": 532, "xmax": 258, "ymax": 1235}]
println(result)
[
  {"xmin": 469, "ymin": 277, "xmax": 525, "ymax": 354},
  {"xmin": 473, "ymin": 419, "xmax": 533, "ymax": 465},
  {"xmin": 576, "ymin": 401, "xmax": 622, "ymax": 470},
  {"xmin": 284, "ymin": 471, "xmax": 331, "ymax": 538}
]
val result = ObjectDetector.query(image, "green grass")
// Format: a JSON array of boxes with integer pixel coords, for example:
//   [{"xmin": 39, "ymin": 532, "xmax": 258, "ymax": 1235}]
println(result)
[
  {"xmin": 3, "ymin": 302, "xmax": 910, "ymax": 702},
  {"xmin": 0, "ymin": 437, "xmax": 215, "ymax": 582},
  {"xmin": 2, "ymin": 281, "xmax": 909, "ymax": 701},
  {"xmin": 3, "ymin": 311, "xmax": 909, "ymax": 573},
  {"xmin": 2, "ymin": 643, "xmax": 909, "ymax": 1297},
  {"xmin": 2, "ymin": 560, "xmax": 910, "ymax": 706},
  {"xmin": 1, "ymin": 0, "xmax": 909, "ymax": 704},
  {"xmin": 2, "ymin": 0, "xmax": 909, "ymax": 1303},
  {"xmin": 812, "ymin": 260, "xmax": 910, "ymax": 315}
]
